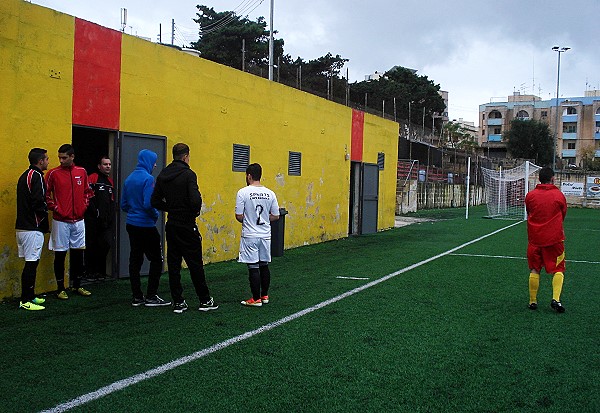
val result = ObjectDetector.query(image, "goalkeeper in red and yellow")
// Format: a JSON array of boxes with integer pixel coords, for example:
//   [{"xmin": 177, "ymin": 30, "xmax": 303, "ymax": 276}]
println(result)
[{"xmin": 524, "ymin": 167, "xmax": 567, "ymax": 313}]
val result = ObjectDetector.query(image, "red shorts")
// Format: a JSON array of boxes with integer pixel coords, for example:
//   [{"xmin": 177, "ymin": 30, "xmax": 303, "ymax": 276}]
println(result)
[{"xmin": 527, "ymin": 241, "xmax": 565, "ymax": 274}]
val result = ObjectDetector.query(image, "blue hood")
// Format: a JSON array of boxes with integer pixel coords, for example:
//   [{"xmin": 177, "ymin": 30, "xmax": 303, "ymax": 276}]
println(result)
[{"xmin": 137, "ymin": 149, "xmax": 157, "ymax": 174}]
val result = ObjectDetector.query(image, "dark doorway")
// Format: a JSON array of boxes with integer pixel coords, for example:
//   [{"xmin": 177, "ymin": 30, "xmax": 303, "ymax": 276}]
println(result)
[
  {"xmin": 72, "ymin": 126, "xmax": 117, "ymax": 278},
  {"xmin": 349, "ymin": 161, "xmax": 361, "ymax": 235},
  {"xmin": 72, "ymin": 126, "xmax": 114, "ymax": 175}
]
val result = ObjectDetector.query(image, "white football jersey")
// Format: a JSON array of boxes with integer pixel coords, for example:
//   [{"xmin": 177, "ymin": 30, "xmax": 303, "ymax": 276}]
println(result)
[{"xmin": 235, "ymin": 185, "xmax": 280, "ymax": 238}]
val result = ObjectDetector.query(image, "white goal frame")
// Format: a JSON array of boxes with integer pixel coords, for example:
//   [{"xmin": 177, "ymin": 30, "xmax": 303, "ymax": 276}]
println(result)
[{"xmin": 481, "ymin": 161, "xmax": 542, "ymax": 220}]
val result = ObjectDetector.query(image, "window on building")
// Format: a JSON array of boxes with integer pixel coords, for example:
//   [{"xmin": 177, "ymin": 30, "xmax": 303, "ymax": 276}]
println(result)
[
  {"xmin": 482, "ymin": 128, "xmax": 485, "ymax": 136},
  {"xmin": 232, "ymin": 144, "xmax": 250, "ymax": 172},
  {"xmin": 288, "ymin": 151, "xmax": 302, "ymax": 176},
  {"xmin": 596, "ymin": 121, "xmax": 600, "ymax": 133},
  {"xmin": 516, "ymin": 110, "xmax": 529, "ymax": 119},
  {"xmin": 596, "ymin": 107, "xmax": 600, "ymax": 115},
  {"xmin": 482, "ymin": 113, "xmax": 486, "ymax": 120},
  {"xmin": 563, "ymin": 106, "xmax": 577, "ymax": 115},
  {"xmin": 494, "ymin": 127, "xmax": 501, "ymax": 134},
  {"xmin": 563, "ymin": 123, "xmax": 577, "ymax": 133},
  {"xmin": 489, "ymin": 110, "xmax": 502, "ymax": 119},
  {"xmin": 541, "ymin": 110, "xmax": 548, "ymax": 117},
  {"xmin": 567, "ymin": 142, "xmax": 576, "ymax": 150}
]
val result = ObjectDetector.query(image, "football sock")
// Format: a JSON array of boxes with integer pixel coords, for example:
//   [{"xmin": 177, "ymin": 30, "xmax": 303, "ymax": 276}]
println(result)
[
  {"xmin": 54, "ymin": 251, "xmax": 67, "ymax": 290},
  {"xmin": 70, "ymin": 249, "xmax": 84, "ymax": 288},
  {"xmin": 248, "ymin": 267, "xmax": 261, "ymax": 300},
  {"xmin": 259, "ymin": 265, "xmax": 271, "ymax": 296},
  {"xmin": 21, "ymin": 260, "xmax": 39, "ymax": 302},
  {"xmin": 528, "ymin": 272, "xmax": 539, "ymax": 304},
  {"xmin": 552, "ymin": 272, "xmax": 564, "ymax": 302}
]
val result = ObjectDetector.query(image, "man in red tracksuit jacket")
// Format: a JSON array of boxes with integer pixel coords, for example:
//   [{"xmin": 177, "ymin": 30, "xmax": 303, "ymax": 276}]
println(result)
[
  {"xmin": 46, "ymin": 144, "xmax": 94, "ymax": 299},
  {"xmin": 525, "ymin": 166, "xmax": 567, "ymax": 313}
]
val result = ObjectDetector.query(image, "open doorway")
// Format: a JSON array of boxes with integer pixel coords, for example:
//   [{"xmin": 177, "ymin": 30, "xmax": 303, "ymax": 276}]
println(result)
[
  {"xmin": 348, "ymin": 161, "xmax": 379, "ymax": 235},
  {"xmin": 72, "ymin": 126, "xmax": 116, "ymax": 279}
]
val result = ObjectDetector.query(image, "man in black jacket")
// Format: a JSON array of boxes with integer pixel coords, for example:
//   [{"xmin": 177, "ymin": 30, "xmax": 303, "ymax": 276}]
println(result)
[
  {"xmin": 151, "ymin": 143, "xmax": 218, "ymax": 313},
  {"xmin": 84, "ymin": 156, "xmax": 115, "ymax": 279},
  {"xmin": 16, "ymin": 148, "xmax": 50, "ymax": 310}
]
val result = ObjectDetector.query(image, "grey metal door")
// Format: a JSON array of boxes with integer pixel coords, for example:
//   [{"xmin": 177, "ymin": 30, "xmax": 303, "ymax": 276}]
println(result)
[
  {"xmin": 361, "ymin": 163, "xmax": 379, "ymax": 234},
  {"xmin": 116, "ymin": 132, "xmax": 166, "ymax": 278}
]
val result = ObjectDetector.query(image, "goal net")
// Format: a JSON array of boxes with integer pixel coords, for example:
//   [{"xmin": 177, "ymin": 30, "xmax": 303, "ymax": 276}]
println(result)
[{"xmin": 481, "ymin": 161, "xmax": 542, "ymax": 220}]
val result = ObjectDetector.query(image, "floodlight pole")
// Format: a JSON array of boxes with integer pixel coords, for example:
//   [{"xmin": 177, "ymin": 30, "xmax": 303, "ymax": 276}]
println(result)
[
  {"xmin": 268, "ymin": 0, "xmax": 274, "ymax": 81},
  {"xmin": 465, "ymin": 157, "xmax": 471, "ymax": 219},
  {"xmin": 552, "ymin": 46, "xmax": 570, "ymax": 171}
]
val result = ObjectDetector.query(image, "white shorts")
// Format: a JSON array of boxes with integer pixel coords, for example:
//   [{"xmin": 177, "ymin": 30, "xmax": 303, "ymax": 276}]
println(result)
[
  {"xmin": 238, "ymin": 237, "xmax": 271, "ymax": 264},
  {"xmin": 49, "ymin": 219, "xmax": 86, "ymax": 251},
  {"xmin": 16, "ymin": 231, "xmax": 45, "ymax": 261}
]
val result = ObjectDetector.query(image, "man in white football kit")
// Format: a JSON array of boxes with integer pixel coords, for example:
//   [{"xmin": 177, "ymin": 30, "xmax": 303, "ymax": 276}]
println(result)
[{"xmin": 235, "ymin": 163, "xmax": 280, "ymax": 307}]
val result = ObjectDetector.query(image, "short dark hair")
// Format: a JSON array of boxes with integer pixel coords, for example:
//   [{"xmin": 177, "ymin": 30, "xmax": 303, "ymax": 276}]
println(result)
[
  {"xmin": 246, "ymin": 163, "xmax": 262, "ymax": 181},
  {"xmin": 539, "ymin": 167, "xmax": 554, "ymax": 184},
  {"xmin": 173, "ymin": 143, "xmax": 189, "ymax": 160},
  {"xmin": 98, "ymin": 156, "xmax": 110, "ymax": 164},
  {"xmin": 58, "ymin": 144, "xmax": 74, "ymax": 155},
  {"xmin": 28, "ymin": 148, "xmax": 47, "ymax": 165}
]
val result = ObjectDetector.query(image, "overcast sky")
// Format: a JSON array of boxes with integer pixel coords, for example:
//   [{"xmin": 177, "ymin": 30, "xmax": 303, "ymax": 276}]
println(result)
[{"xmin": 32, "ymin": 0, "xmax": 600, "ymax": 125}]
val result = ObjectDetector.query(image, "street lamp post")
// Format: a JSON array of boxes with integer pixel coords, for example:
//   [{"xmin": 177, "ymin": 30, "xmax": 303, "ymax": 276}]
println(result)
[
  {"xmin": 268, "ymin": 0, "xmax": 274, "ymax": 81},
  {"xmin": 408, "ymin": 101, "xmax": 412, "ymax": 160},
  {"xmin": 552, "ymin": 46, "xmax": 570, "ymax": 170}
]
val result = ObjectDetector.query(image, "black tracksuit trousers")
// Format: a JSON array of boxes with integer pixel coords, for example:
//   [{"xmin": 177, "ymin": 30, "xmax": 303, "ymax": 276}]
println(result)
[{"xmin": 165, "ymin": 221, "xmax": 211, "ymax": 304}]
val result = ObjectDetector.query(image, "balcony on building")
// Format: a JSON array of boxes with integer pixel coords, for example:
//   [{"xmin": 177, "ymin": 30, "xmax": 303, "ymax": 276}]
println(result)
[
  {"xmin": 562, "ymin": 106, "xmax": 578, "ymax": 123},
  {"xmin": 487, "ymin": 118, "xmax": 502, "ymax": 126},
  {"xmin": 515, "ymin": 110, "xmax": 530, "ymax": 121},
  {"xmin": 488, "ymin": 134, "xmax": 502, "ymax": 142},
  {"xmin": 562, "ymin": 132, "xmax": 577, "ymax": 140},
  {"xmin": 561, "ymin": 149, "xmax": 576, "ymax": 158}
]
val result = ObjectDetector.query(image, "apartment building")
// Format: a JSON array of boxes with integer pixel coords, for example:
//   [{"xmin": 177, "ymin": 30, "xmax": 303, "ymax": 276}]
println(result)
[{"xmin": 478, "ymin": 91, "xmax": 600, "ymax": 166}]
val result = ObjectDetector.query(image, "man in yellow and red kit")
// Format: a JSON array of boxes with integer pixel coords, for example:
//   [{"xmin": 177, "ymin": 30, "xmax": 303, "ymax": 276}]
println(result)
[{"xmin": 525, "ymin": 167, "xmax": 567, "ymax": 313}]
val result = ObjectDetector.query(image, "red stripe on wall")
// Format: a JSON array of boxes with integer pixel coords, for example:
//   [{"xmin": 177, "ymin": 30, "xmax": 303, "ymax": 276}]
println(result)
[
  {"xmin": 351, "ymin": 109, "xmax": 364, "ymax": 161},
  {"xmin": 72, "ymin": 19, "xmax": 122, "ymax": 129}
]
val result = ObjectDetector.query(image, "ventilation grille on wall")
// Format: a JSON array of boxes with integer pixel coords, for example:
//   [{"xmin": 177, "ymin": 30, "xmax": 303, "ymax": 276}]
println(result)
[
  {"xmin": 288, "ymin": 151, "xmax": 302, "ymax": 176},
  {"xmin": 233, "ymin": 144, "xmax": 250, "ymax": 172},
  {"xmin": 377, "ymin": 152, "xmax": 385, "ymax": 170}
]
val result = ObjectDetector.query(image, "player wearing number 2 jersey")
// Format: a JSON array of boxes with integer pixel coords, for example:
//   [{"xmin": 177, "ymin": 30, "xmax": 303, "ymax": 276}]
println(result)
[{"xmin": 235, "ymin": 163, "xmax": 280, "ymax": 307}]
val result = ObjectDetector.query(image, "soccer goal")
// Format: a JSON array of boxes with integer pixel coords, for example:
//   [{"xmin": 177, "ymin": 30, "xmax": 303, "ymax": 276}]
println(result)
[{"xmin": 481, "ymin": 161, "xmax": 542, "ymax": 220}]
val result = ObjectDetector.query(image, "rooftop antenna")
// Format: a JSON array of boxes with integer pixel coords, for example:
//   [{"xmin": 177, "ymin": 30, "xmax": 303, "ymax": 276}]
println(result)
[
  {"xmin": 532, "ymin": 55, "xmax": 535, "ymax": 96},
  {"xmin": 120, "ymin": 8, "xmax": 127, "ymax": 33}
]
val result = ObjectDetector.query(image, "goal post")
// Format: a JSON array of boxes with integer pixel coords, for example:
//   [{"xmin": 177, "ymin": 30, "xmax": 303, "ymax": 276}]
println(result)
[{"xmin": 481, "ymin": 161, "xmax": 542, "ymax": 220}]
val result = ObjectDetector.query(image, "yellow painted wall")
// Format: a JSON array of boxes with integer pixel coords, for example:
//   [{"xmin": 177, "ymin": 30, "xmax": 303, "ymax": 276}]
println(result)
[
  {"xmin": 0, "ymin": 0, "xmax": 399, "ymax": 300},
  {"xmin": 363, "ymin": 113, "xmax": 400, "ymax": 230},
  {"xmin": 0, "ymin": 0, "xmax": 75, "ymax": 298}
]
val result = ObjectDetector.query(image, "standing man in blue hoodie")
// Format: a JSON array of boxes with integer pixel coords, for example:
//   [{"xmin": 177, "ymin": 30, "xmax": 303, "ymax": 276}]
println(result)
[
  {"xmin": 120, "ymin": 149, "xmax": 171, "ymax": 307},
  {"xmin": 152, "ymin": 143, "xmax": 218, "ymax": 313}
]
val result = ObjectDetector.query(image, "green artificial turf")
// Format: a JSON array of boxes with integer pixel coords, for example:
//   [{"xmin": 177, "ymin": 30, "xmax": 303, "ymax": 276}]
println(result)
[{"xmin": 1, "ymin": 205, "xmax": 598, "ymax": 412}]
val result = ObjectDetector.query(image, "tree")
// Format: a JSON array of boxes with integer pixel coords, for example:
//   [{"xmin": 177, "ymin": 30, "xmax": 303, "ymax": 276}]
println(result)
[
  {"xmin": 349, "ymin": 66, "xmax": 446, "ymax": 127},
  {"xmin": 442, "ymin": 121, "xmax": 478, "ymax": 152},
  {"xmin": 190, "ymin": 5, "xmax": 284, "ymax": 71},
  {"xmin": 277, "ymin": 53, "xmax": 348, "ymax": 96},
  {"xmin": 578, "ymin": 144, "xmax": 596, "ymax": 169},
  {"xmin": 504, "ymin": 119, "xmax": 553, "ymax": 165}
]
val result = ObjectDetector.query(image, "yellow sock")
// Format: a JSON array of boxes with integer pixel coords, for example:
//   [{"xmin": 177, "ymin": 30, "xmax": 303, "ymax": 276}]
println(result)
[
  {"xmin": 528, "ymin": 272, "xmax": 539, "ymax": 304},
  {"xmin": 552, "ymin": 272, "xmax": 564, "ymax": 302}
]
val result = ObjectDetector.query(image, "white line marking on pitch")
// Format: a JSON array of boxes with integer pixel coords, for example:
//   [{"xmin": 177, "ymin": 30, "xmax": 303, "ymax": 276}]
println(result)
[
  {"xmin": 336, "ymin": 276, "xmax": 370, "ymax": 280},
  {"xmin": 39, "ymin": 220, "xmax": 523, "ymax": 413},
  {"xmin": 451, "ymin": 253, "xmax": 600, "ymax": 264}
]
